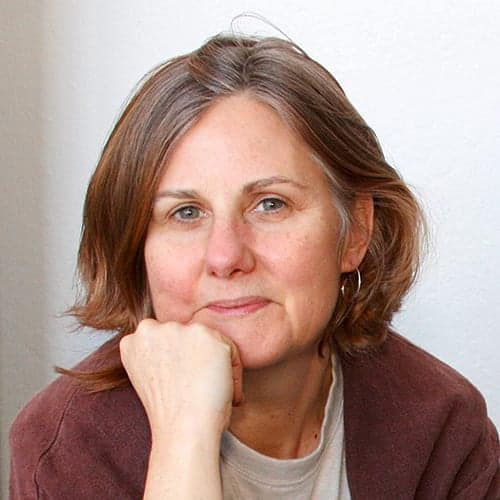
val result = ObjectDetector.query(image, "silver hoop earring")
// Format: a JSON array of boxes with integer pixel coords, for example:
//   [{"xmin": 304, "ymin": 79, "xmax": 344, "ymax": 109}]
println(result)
[
  {"xmin": 340, "ymin": 268, "xmax": 362, "ymax": 299},
  {"xmin": 354, "ymin": 267, "xmax": 362, "ymax": 296}
]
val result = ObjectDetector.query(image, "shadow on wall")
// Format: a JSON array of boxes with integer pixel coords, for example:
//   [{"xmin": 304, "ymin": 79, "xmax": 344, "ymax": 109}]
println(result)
[{"xmin": 0, "ymin": 0, "xmax": 46, "ymax": 495}]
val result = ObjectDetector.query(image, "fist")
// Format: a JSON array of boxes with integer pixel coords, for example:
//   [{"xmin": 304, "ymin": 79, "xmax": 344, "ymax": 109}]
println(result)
[{"xmin": 119, "ymin": 319, "xmax": 243, "ymax": 436}]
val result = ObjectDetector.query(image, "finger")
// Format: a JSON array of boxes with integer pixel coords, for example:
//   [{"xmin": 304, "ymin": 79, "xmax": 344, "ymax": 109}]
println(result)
[
  {"xmin": 226, "ymin": 338, "xmax": 244, "ymax": 406},
  {"xmin": 184, "ymin": 321, "xmax": 245, "ymax": 405},
  {"xmin": 211, "ymin": 332, "xmax": 244, "ymax": 406}
]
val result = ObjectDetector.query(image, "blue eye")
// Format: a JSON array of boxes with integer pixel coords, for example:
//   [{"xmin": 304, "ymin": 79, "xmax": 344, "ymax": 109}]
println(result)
[
  {"xmin": 172, "ymin": 206, "xmax": 202, "ymax": 221},
  {"xmin": 256, "ymin": 198, "xmax": 286, "ymax": 212}
]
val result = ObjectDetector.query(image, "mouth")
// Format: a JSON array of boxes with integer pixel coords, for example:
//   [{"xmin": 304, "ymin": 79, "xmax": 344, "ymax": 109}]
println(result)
[{"xmin": 204, "ymin": 296, "xmax": 270, "ymax": 316}]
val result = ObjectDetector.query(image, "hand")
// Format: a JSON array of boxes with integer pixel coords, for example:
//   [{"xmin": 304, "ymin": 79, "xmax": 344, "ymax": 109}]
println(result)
[{"xmin": 119, "ymin": 319, "xmax": 243, "ymax": 437}]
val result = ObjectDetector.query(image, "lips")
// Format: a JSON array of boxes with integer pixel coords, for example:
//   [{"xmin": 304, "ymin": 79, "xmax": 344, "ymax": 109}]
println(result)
[{"xmin": 205, "ymin": 296, "xmax": 270, "ymax": 316}]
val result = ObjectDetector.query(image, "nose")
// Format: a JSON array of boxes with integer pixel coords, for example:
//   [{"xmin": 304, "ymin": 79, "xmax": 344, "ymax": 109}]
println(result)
[{"xmin": 204, "ymin": 217, "xmax": 256, "ymax": 278}]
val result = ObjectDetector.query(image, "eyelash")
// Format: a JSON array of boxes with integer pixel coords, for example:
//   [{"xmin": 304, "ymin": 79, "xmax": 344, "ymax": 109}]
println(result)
[
  {"xmin": 168, "ymin": 196, "xmax": 288, "ymax": 224},
  {"xmin": 171, "ymin": 205, "xmax": 205, "ymax": 222},
  {"xmin": 254, "ymin": 197, "xmax": 287, "ymax": 213}
]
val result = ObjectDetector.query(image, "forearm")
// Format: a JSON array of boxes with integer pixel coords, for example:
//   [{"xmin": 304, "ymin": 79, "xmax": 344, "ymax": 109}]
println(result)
[{"xmin": 143, "ymin": 428, "xmax": 223, "ymax": 500}]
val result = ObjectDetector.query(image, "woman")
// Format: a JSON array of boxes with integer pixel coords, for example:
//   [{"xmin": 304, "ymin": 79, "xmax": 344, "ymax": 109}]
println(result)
[{"xmin": 9, "ymin": 34, "xmax": 499, "ymax": 499}]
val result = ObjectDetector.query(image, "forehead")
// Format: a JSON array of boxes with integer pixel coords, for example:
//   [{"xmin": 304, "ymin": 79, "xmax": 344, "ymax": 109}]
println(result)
[{"xmin": 157, "ymin": 94, "xmax": 328, "ymax": 190}]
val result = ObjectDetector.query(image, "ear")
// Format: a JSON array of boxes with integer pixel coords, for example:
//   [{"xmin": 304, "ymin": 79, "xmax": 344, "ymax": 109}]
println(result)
[{"xmin": 340, "ymin": 196, "xmax": 374, "ymax": 273}]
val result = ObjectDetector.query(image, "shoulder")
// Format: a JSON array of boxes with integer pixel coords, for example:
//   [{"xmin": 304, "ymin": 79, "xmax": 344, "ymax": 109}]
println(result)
[
  {"xmin": 342, "ymin": 331, "xmax": 488, "ymax": 419},
  {"xmin": 340, "ymin": 332, "xmax": 500, "ymax": 499},
  {"xmin": 9, "ymin": 338, "xmax": 150, "ymax": 499}
]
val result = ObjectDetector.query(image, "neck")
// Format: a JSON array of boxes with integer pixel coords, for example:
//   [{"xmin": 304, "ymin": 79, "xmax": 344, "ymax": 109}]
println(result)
[{"xmin": 228, "ymin": 344, "xmax": 333, "ymax": 459}]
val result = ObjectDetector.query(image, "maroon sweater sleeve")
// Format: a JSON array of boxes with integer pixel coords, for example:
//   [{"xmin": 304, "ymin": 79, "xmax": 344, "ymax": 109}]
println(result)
[
  {"xmin": 448, "ymin": 418, "xmax": 499, "ymax": 499},
  {"xmin": 9, "ymin": 341, "xmax": 151, "ymax": 500},
  {"xmin": 9, "ymin": 377, "xmax": 77, "ymax": 499}
]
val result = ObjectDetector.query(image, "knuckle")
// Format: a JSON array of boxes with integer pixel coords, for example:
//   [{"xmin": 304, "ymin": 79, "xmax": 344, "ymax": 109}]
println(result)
[
  {"xmin": 187, "ymin": 321, "xmax": 205, "ymax": 333},
  {"xmin": 186, "ymin": 322, "xmax": 210, "ymax": 339},
  {"xmin": 119, "ymin": 334, "xmax": 130, "ymax": 351},
  {"xmin": 136, "ymin": 318, "xmax": 155, "ymax": 333}
]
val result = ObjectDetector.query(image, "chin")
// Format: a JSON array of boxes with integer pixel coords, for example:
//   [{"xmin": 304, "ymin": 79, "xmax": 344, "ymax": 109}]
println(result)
[
  {"xmin": 237, "ymin": 347, "xmax": 290, "ymax": 371},
  {"xmin": 197, "ymin": 318, "xmax": 289, "ymax": 370}
]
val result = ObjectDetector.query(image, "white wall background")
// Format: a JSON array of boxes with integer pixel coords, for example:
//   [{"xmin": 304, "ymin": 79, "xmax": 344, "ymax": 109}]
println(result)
[{"xmin": 2, "ymin": 0, "xmax": 499, "ymax": 495}]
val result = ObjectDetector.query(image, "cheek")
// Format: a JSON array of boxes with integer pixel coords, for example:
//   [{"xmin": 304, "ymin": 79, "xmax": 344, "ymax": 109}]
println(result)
[
  {"xmin": 144, "ymin": 235, "xmax": 201, "ymax": 321},
  {"xmin": 264, "ymin": 228, "xmax": 340, "ymax": 286},
  {"xmin": 266, "ymin": 229, "xmax": 341, "ymax": 326}
]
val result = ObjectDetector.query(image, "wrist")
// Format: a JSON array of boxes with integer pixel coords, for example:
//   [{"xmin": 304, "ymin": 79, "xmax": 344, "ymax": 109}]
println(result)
[
  {"xmin": 149, "ymin": 410, "xmax": 227, "ymax": 440},
  {"xmin": 151, "ymin": 420, "xmax": 222, "ymax": 453},
  {"xmin": 145, "ymin": 421, "xmax": 223, "ymax": 500}
]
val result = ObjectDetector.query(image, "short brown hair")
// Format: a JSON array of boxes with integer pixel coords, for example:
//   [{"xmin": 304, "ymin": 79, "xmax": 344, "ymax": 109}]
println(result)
[{"xmin": 62, "ymin": 34, "xmax": 426, "ymax": 390}]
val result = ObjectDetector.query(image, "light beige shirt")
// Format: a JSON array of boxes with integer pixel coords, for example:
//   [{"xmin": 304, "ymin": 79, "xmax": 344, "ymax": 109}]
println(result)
[{"xmin": 220, "ymin": 354, "xmax": 351, "ymax": 499}]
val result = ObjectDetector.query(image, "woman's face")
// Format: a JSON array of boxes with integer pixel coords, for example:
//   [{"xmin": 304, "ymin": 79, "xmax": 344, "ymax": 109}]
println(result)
[{"xmin": 145, "ymin": 94, "xmax": 360, "ymax": 370}]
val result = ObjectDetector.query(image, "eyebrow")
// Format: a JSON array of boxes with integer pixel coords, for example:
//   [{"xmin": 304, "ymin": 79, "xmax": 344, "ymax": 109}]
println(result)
[
  {"xmin": 243, "ymin": 176, "xmax": 307, "ymax": 193},
  {"xmin": 154, "ymin": 176, "xmax": 307, "ymax": 201}
]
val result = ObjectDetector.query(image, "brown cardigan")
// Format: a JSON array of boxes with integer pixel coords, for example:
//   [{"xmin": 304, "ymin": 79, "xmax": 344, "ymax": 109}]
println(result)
[{"xmin": 9, "ymin": 333, "xmax": 500, "ymax": 499}]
